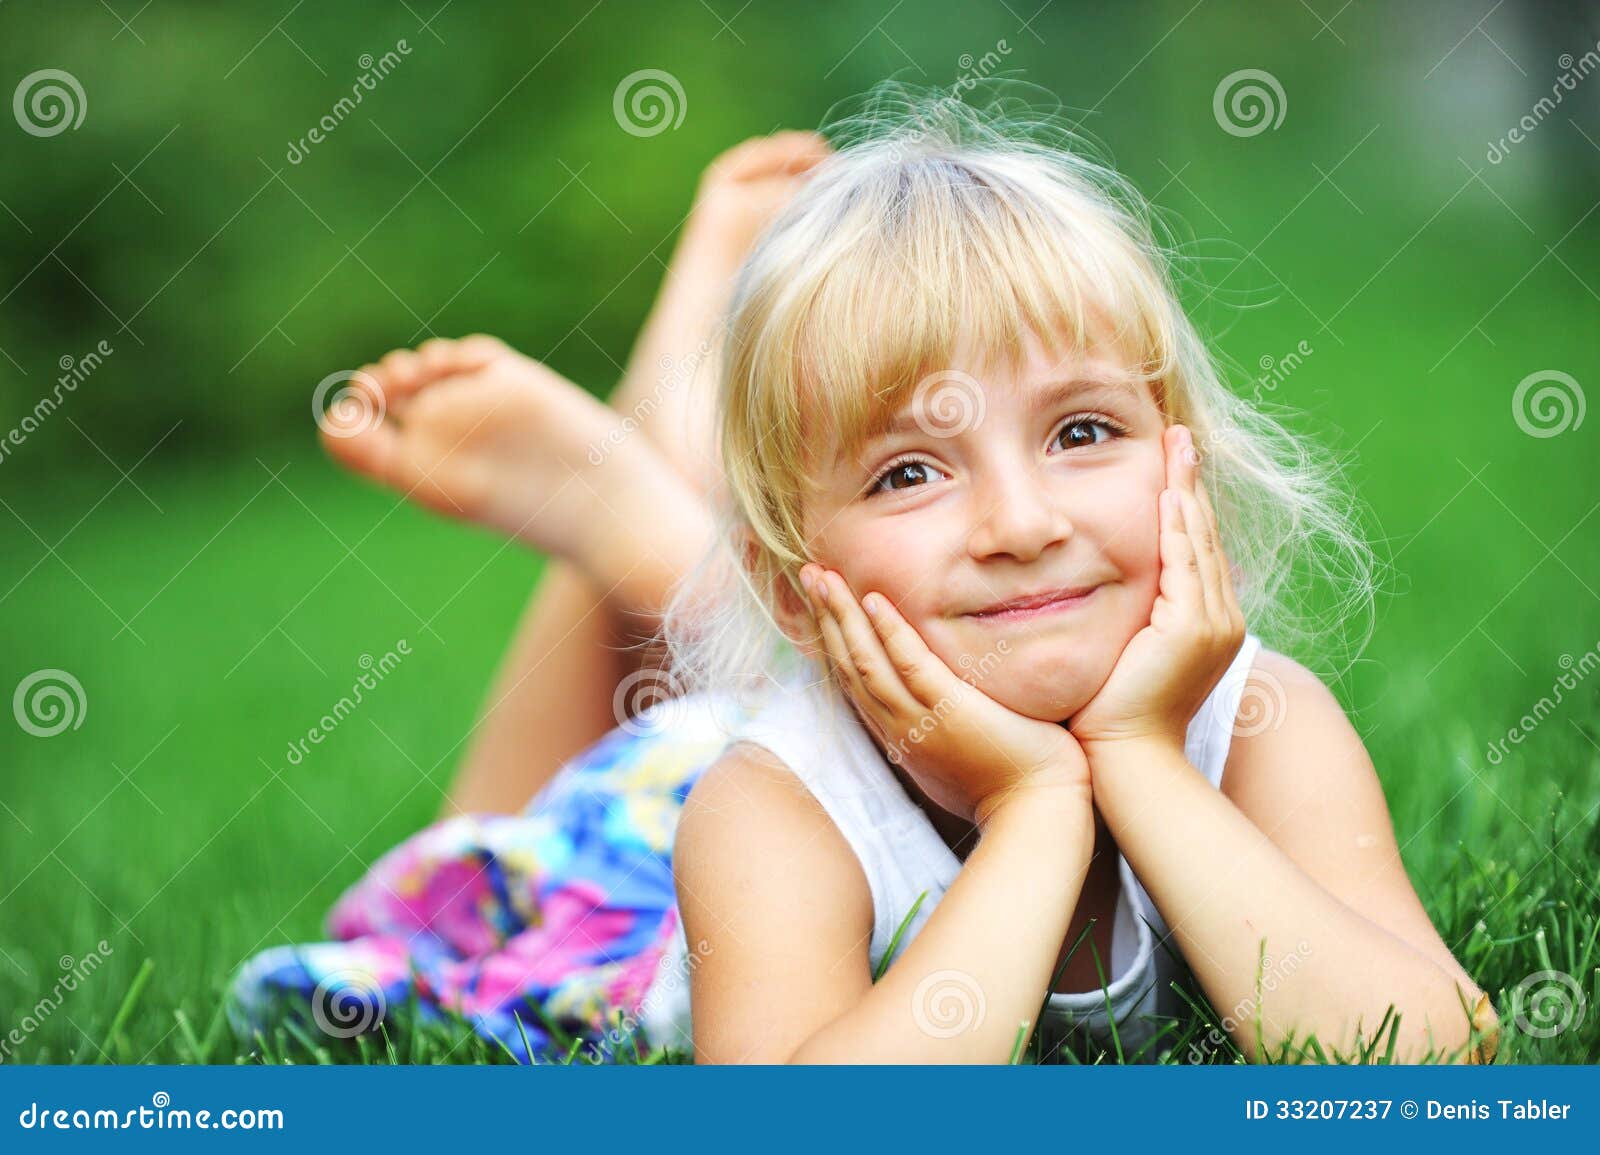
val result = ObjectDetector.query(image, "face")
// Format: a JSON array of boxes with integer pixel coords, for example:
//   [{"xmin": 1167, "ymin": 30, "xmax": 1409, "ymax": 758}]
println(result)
[{"xmin": 789, "ymin": 324, "xmax": 1169, "ymax": 722}]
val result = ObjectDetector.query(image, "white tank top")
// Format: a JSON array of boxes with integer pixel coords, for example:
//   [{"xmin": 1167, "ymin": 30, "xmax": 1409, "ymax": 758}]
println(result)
[{"xmin": 640, "ymin": 633, "xmax": 1263, "ymax": 1061}]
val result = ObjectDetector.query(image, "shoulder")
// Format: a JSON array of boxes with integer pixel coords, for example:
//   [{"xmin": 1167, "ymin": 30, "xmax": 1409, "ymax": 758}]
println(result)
[
  {"xmin": 675, "ymin": 740, "xmax": 870, "ymax": 919},
  {"xmin": 673, "ymin": 740, "xmax": 875, "ymax": 1063},
  {"xmin": 1220, "ymin": 646, "xmax": 1362, "ymax": 805}
]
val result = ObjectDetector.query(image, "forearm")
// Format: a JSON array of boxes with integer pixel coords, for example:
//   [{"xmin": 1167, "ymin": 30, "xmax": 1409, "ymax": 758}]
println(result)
[
  {"xmin": 788, "ymin": 792, "xmax": 1094, "ymax": 1063},
  {"xmin": 1087, "ymin": 738, "xmax": 1489, "ymax": 1063}
]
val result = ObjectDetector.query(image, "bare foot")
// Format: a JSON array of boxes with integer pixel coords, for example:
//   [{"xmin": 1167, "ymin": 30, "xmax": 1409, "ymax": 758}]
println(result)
[
  {"xmin": 320, "ymin": 335, "xmax": 713, "ymax": 618},
  {"xmin": 609, "ymin": 130, "xmax": 833, "ymax": 496}
]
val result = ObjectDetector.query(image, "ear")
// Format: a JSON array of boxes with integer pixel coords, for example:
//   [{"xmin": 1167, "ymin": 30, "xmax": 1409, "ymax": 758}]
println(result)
[{"xmin": 739, "ymin": 529, "xmax": 815, "ymax": 653}]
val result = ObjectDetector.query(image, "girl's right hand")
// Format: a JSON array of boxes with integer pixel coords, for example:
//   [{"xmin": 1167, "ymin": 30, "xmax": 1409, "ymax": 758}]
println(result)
[{"xmin": 799, "ymin": 564, "xmax": 1093, "ymax": 828}]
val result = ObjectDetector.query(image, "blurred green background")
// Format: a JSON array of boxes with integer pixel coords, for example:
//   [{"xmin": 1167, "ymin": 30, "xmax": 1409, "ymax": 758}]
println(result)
[{"xmin": 0, "ymin": 0, "xmax": 1596, "ymax": 1062}]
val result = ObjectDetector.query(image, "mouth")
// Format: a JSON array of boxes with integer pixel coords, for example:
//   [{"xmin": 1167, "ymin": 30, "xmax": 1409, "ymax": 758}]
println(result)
[{"xmin": 962, "ymin": 583, "xmax": 1101, "ymax": 624}]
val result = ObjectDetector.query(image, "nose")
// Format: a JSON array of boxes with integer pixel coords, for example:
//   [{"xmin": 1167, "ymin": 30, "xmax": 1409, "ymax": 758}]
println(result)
[{"xmin": 965, "ymin": 461, "xmax": 1073, "ymax": 563}]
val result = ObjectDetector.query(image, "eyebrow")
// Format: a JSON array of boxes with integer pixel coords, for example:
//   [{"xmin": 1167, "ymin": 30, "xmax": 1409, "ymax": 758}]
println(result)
[{"xmin": 852, "ymin": 376, "xmax": 1145, "ymax": 455}]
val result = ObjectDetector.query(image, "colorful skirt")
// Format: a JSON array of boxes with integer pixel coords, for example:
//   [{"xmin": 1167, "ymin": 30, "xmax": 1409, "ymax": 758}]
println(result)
[{"xmin": 227, "ymin": 695, "xmax": 741, "ymax": 1062}]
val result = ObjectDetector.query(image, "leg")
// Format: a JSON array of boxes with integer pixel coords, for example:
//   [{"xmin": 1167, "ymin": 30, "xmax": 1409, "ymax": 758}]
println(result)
[
  {"xmin": 324, "ymin": 133, "xmax": 831, "ymax": 816},
  {"xmin": 440, "ymin": 134, "xmax": 832, "ymax": 816}
]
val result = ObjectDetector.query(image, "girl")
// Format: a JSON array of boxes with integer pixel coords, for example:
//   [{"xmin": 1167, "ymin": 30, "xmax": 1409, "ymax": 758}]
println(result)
[{"xmin": 230, "ymin": 88, "xmax": 1500, "ymax": 1065}]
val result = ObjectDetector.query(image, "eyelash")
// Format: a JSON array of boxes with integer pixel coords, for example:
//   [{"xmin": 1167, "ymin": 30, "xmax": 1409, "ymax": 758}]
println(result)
[{"xmin": 866, "ymin": 412, "xmax": 1131, "ymax": 496}]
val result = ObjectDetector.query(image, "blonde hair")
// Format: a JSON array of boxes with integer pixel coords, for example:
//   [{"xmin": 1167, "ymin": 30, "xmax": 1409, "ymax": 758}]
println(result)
[{"xmin": 663, "ymin": 82, "xmax": 1376, "ymax": 710}]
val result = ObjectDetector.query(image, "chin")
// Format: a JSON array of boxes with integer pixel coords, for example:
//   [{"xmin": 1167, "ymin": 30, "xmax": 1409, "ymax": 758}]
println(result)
[{"xmin": 984, "ymin": 663, "xmax": 1108, "ymax": 723}]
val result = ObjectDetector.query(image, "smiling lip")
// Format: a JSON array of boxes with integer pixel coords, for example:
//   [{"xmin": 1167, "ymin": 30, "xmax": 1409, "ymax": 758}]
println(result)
[{"xmin": 964, "ymin": 584, "xmax": 1101, "ymax": 622}]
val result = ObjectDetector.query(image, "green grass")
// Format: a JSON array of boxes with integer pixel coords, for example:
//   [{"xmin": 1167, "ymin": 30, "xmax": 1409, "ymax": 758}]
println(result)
[{"xmin": 0, "ymin": 437, "xmax": 1596, "ymax": 1065}]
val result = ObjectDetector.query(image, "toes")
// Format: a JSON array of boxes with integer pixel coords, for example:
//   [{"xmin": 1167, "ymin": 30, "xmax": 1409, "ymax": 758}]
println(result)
[
  {"xmin": 707, "ymin": 130, "xmax": 832, "ymax": 185},
  {"xmin": 375, "ymin": 348, "xmax": 423, "ymax": 398}
]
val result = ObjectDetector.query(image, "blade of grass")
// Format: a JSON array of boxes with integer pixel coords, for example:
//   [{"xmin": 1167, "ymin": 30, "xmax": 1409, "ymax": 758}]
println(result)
[{"xmin": 98, "ymin": 958, "xmax": 154, "ymax": 1064}]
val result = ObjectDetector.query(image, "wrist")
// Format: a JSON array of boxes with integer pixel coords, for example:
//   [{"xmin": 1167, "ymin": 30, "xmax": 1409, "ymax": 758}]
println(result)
[
  {"xmin": 1078, "ymin": 730, "xmax": 1186, "ymax": 766},
  {"xmin": 973, "ymin": 777, "xmax": 1093, "ymax": 836}
]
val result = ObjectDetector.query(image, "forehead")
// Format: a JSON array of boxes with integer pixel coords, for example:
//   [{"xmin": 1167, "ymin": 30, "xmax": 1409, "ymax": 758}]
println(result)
[{"xmin": 822, "ymin": 324, "xmax": 1157, "ymax": 470}]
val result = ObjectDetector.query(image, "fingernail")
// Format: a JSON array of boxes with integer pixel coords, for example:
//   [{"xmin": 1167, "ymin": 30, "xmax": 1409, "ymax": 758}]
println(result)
[{"xmin": 864, "ymin": 593, "xmax": 881, "ymax": 616}]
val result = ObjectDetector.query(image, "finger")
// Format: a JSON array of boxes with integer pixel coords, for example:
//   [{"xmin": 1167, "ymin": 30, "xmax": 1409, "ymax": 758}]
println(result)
[
  {"xmin": 803, "ymin": 566, "xmax": 888, "ymax": 717},
  {"xmin": 1176, "ymin": 487, "xmax": 1222, "ymax": 623},
  {"xmin": 1163, "ymin": 425, "xmax": 1186, "ymax": 494},
  {"xmin": 860, "ymin": 589, "xmax": 967, "ymax": 708},
  {"xmin": 1156, "ymin": 488, "xmax": 1205, "ymax": 617},
  {"xmin": 814, "ymin": 567, "xmax": 920, "ymax": 717},
  {"xmin": 801, "ymin": 566, "xmax": 864, "ymax": 697},
  {"xmin": 1195, "ymin": 478, "xmax": 1245, "ymax": 624},
  {"xmin": 1175, "ymin": 425, "xmax": 1201, "ymax": 494}
]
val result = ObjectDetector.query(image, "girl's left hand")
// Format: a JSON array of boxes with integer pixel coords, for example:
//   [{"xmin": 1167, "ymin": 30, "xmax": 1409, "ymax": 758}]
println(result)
[{"xmin": 1068, "ymin": 424, "xmax": 1245, "ymax": 751}]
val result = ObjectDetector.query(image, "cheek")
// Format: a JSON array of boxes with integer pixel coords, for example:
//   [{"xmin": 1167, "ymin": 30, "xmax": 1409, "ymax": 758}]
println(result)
[{"xmin": 824, "ymin": 523, "xmax": 942, "ymax": 621}]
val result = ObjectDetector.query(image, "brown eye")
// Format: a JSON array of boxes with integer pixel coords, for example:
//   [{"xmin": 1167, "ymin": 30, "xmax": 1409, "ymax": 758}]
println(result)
[
  {"xmin": 1054, "ymin": 418, "xmax": 1117, "ymax": 451},
  {"xmin": 871, "ymin": 459, "xmax": 946, "ymax": 495}
]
